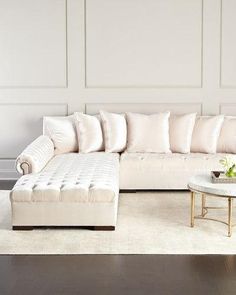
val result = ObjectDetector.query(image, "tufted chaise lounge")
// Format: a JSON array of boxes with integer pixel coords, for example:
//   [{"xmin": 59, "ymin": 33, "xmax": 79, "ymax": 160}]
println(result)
[{"xmin": 10, "ymin": 136, "xmax": 119, "ymax": 230}]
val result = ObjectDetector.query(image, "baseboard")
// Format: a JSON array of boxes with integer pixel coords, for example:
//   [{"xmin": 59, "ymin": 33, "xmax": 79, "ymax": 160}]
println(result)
[{"xmin": 0, "ymin": 159, "xmax": 19, "ymax": 180}]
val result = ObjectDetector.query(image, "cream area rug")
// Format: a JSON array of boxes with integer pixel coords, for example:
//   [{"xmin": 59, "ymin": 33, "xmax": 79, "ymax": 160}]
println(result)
[{"xmin": 0, "ymin": 190, "xmax": 236, "ymax": 254}]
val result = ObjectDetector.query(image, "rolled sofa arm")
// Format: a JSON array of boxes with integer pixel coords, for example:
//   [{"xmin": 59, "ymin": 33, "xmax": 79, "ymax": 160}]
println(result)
[{"xmin": 16, "ymin": 135, "xmax": 54, "ymax": 175}]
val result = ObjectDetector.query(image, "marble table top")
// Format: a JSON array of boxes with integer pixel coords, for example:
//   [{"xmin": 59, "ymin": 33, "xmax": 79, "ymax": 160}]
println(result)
[{"xmin": 188, "ymin": 174, "xmax": 236, "ymax": 197}]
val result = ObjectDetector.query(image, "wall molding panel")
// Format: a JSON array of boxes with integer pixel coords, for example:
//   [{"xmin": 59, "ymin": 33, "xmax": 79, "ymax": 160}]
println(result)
[
  {"xmin": 0, "ymin": 160, "xmax": 19, "ymax": 180},
  {"xmin": 219, "ymin": 103, "xmax": 236, "ymax": 115},
  {"xmin": 0, "ymin": 103, "xmax": 68, "ymax": 158},
  {"xmin": 0, "ymin": 0, "xmax": 68, "ymax": 88},
  {"xmin": 84, "ymin": 0, "xmax": 204, "ymax": 89},
  {"xmin": 85, "ymin": 103, "xmax": 203, "ymax": 115},
  {"xmin": 220, "ymin": 0, "xmax": 236, "ymax": 88},
  {"xmin": 0, "ymin": 0, "xmax": 236, "ymax": 178}
]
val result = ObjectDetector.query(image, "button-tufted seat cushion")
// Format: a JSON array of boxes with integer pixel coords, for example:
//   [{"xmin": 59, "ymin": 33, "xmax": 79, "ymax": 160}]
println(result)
[
  {"xmin": 11, "ymin": 153, "xmax": 119, "ymax": 203},
  {"xmin": 11, "ymin": 153, "xmax": 120, "ymax": 228},
  {"xmin": 119, "ymin": 152, "xmax": 235, "ymax": 190}
]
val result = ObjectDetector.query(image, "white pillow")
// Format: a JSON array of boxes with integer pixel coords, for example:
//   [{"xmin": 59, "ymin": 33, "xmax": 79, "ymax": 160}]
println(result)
[
  {"xmin": 169, "ymin": 113, "xmax": 196, "ymax": 153},
  {"xmin": 126, "ymin": 112, "xmax": 171, "ymax": 153},
  {"xmin": 217, "ymin": 116, "xmax": 236, "ymax": 153},
  {"xmin": 100, "ymin": 110, "xmax": 127, "ymax": 152},
  {"xmin": 43, "ymin": 115, "xmax": 78, "ymax": 154},
  {"xmin": 74, "ymin": 112, "xmax": 103, "ymax": 153},
  {"xmin": 191, "ymin": 115, "xmax": 224, "ymax": 154}
]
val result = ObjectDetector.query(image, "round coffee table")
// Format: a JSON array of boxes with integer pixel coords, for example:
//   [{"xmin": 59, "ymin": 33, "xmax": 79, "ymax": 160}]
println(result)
[{"xmin": 188, "ymin": 174, "xmax": 236, "ymax": 237}]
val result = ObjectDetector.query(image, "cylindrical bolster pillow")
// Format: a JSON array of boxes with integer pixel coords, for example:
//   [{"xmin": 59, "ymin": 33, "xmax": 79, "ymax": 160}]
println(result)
[{"xmin": 16, "ymin": 135, "xmax": 54, "ymax": 174}]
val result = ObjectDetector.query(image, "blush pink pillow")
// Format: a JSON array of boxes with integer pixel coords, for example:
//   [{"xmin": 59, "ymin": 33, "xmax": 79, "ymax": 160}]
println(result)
[
  {"xmin": 100, "ymin": 110, "xmax": 127, "ymax": 152},
  {"xmin": 169, "ymin": 113, "xmax": 196, "ymax": 153},
  {"xmin": 191, "ymin": 115, "xmax": 224, "ymax": 154},
  {"xmin": 74, "ymin": 113, "xmax": 104, "ymax": 153},
  {"xmin": 43, "ymin": 115, "xmax": 78, "ymax": 154},
  {"xmin": 126, "ymin": 112, "xmax": 171, "ymax": 153},
  {"xmin": 217, "ymin": 116, "xmax": 236, "ymax": 153}
]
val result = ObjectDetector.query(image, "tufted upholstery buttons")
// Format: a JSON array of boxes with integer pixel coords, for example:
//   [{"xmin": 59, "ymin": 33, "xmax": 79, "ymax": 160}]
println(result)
[{"xmin": 11, "ymin": 153, "xmax": 120, "ymax": 203}]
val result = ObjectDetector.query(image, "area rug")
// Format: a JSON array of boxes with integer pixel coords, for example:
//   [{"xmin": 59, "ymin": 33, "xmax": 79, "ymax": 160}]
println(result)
[{"xmin": 0, "ymin": 190, "xmax": 235, "ymax": 254}]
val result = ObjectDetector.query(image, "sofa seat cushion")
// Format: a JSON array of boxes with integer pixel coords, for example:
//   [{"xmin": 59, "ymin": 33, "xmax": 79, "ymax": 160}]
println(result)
[
  {"xmin": 11, "ymin": 153, "xmax": 119, "ymax": 203},
  {"xmin": 119, "ymin": 152, "xmax": 234, "ymax": 189}
]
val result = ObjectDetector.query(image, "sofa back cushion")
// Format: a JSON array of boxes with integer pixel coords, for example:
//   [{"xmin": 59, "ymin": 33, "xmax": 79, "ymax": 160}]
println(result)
[
  {"xmin": 169, "ymin": 113, "xmax": 196, "ymax": 153},
  {"xmin": 217, "ymin": 116, "xmax": 236, "ymax": 153},
  {"xmin": 126, "ymin": 112, "xmax": 171, "ymax": 153},
  {"xmin": 100, "ymin": 110, "xmax": 127, "ymax": 152},
  {"xmin": 191, "ymin": 115, "xmax": 224, "ymax": 154},
  {"xmin": 43, "ymin": 115, "xmax": 78, "ymax": 154},
  {"xmin": 74, "ymin": 112, "xmax": 104, "ymax": 153}
]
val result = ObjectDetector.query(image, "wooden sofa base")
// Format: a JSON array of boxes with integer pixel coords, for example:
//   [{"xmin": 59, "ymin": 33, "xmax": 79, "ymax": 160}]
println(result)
[{"xmin": 12, "ymin": 226, "xmax": 115, "ymax": 231}]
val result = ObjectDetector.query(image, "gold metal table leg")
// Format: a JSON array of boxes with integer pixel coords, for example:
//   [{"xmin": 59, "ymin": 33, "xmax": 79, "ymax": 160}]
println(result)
[
  {"xmin": 191, "ymin": 191, "xmax": 195, "ymax": 227},
  {"xmin": 228, "ymin": 197, "xmax": 233, "ymax": 237},
  {"xmin": 202, "ymin": 193, "xmax": 206, "ymax": 217}
]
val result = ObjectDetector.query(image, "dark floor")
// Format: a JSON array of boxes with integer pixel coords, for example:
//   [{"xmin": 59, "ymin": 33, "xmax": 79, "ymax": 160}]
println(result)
[
  {"xmin": 1, "ymin": 181, "xmax": 236, "ymax": 295},
  {"xmin": 1, "ymin": 255, "xmax": 236, "ymax": 295},
  {"xmin": 0, "ymin": 179, "xmax": 16, "ymax": 190}
]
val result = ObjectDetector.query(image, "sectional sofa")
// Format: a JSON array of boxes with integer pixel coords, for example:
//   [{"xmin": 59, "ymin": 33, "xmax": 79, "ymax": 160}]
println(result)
[{"xmin": 10, "ymin": 110, "xmax": 236, "ymax": 230}]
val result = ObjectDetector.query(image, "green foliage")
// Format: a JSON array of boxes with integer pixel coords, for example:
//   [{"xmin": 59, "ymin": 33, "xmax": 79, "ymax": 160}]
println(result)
[{"xmin": 220, "ymin": 157, "xmax": 236, "ymax": 178}]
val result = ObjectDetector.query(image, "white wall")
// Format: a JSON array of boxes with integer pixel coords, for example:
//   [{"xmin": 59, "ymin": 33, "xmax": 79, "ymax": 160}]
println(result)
[{"xmin": 0, "ymin": 0, "xmax": 235, "ymax": 178}]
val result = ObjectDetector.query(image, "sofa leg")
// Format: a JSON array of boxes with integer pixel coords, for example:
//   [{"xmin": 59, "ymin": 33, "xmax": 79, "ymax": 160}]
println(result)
[
  {"xmin": 92, "ymin": 226, "xmax": 115, "ymax": 231},
  {"xmin": 12, "ymin": 226, "xmax": 34, "ymax": 231}
]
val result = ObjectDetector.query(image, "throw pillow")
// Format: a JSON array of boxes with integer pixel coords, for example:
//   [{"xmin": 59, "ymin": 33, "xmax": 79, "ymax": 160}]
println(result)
[
  {"xmin": 100, "ymin": 110, "xmax": 127, "ymax": 152},
  {"xmin": 217, "ymin": 116, "xmax": 236, "ymax": 153},
  {"xmin": 126, "ymin": 112, "xmax": 171, "ymax": 153},
  {"xmin": 169, "ymin": 113, "xmax": 197, "ymax": 153},
  {"xmin": 191, "ymin": 115, "xmax": 224, "ymax": 154},
  {"xmin": 74, "ymin": 112, "xmax": 103, "ymax": 153},
  {"xmin": 43, "ymin": 115, "xmax": 78, "ymax": 154}
]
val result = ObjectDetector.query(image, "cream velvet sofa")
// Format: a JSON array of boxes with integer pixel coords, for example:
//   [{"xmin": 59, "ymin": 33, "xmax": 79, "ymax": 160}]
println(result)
[{"xmin": 10, "ymin": 112, "xmax": 234, "ymax": 230}]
